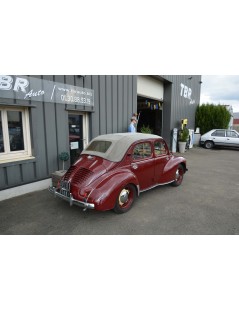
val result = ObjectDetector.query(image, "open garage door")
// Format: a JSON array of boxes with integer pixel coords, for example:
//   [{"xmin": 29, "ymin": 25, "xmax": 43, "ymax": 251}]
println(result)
[
  {"xmin": 137, "ymin": 76, "xmax": 164, "ymax": 136},
  {"xmin": 137, "ymin": 76, "xmax": 164, "ymax": 101}
]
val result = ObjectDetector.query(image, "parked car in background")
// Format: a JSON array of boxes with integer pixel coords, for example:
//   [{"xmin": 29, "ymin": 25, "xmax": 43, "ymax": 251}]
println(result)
[
  {"xmin": 49, "ymin": 133, "xmax": 187, "ymax": 214},
  {"xmin": 200, "ymin": 129, "xmax": 239, "ymax": 149}
]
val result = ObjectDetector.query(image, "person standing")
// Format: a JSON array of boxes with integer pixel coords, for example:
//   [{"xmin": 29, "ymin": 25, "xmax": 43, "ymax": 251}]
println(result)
[
  {"xmin": 128, "ymin": 116, "xmax": 137, "ymax": 132},
  {"xmin": 132, "ymin": 113, "xmax": 139, "ymax": 131}
]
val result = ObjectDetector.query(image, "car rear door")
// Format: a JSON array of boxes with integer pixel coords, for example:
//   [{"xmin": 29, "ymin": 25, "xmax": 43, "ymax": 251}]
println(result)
[
  {"xmin": 154, "ymin": 140, "xmax": 170, "ymax": 183},
  {"xmin": 225, "ymin": 130, "xmax": 239, "ymax": 147},
  {"xmin": 130, "ymin": 142, "xmax": 155, "ymax": 190},
  {"xmin": 211, "ymin": 130, "xmax": 226, "ymax": 146}
]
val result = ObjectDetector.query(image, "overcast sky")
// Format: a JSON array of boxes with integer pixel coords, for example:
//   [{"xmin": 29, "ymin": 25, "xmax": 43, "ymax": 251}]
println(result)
[{"xmin": 200, "ymin": 75, "xmax": 239, "ymax": 113}]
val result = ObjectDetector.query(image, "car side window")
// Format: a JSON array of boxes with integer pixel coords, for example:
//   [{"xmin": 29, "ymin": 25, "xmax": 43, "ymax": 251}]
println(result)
[
  {"xmin": 211, "ymin": 130, "xmax": 225, "ymax": 137},
  {"xmin": 154, "ymin": 141, "xmax": 167, "ymax": 156},
  {"xmin": 226, "ymin": 131, "xmax": 238, "ymax": 138},
  {"xmin": 132, "ymin": 142, "xmax": 152, "ymax": 160}
]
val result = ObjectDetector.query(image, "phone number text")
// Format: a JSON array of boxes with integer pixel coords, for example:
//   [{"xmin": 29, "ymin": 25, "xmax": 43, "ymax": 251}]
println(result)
[{"xmin": 61, "ymin": 94, "xmax": 92, "ymax": 104}]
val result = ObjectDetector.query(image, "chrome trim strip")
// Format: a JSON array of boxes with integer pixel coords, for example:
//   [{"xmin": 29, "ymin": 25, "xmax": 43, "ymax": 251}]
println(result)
[
  {"xmin": 48, "ymin": 186, "xmax": 95, "ymax": 210},
  {"xmin": 140, "ymin": 181, "xmax": 174, "ymax": 193}
]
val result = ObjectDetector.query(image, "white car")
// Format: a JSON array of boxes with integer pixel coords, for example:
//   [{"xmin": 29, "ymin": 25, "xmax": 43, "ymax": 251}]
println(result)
[{"xmin": 200, "ymin": 129, "xmax": 239, "ymax": 149}]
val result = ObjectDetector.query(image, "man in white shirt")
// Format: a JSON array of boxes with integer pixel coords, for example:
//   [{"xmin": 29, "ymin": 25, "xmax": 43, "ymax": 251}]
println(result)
[{"xmin": 128, "ymin": 116, "xmax": 137, "ymax": 132}]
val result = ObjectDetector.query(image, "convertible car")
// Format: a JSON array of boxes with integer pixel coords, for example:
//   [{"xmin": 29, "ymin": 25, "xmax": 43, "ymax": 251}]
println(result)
[{"xmin": 49, "ymin": 133, "xmax": 187, "ymax": 213}]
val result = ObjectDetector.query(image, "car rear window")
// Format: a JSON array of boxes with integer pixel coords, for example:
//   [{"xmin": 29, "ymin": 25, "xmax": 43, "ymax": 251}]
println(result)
[
  {"xmin": 226, "ymin": 131, "xmax": 238, "ymax": 138},
  {"xmin": 211, "ymin": 130, "xmax": 225, "ymax": 137},
  {"xmin": 154, "ymin": 141, "xmax": 167, "ymax": 156},
  {"xmin": 86, "ymin": 140, "xmax": 112, "ymax": 153}
]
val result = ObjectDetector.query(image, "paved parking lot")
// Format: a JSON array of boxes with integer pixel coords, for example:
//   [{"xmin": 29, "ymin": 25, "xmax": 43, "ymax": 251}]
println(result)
[{"xmin": 0, "ymin": 146, "xmax": 239, "ymax": 234}]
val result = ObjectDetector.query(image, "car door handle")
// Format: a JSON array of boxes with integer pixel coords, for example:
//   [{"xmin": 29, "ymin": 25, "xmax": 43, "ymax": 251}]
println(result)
[{"xmin": 131, "ymin": 163, "xmax": 138, "ymax": 170}]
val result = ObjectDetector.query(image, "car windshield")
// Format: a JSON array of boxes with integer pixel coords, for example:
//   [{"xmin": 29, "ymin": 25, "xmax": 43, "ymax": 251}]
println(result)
[{"xmin": 86, "ymin": 140, "xmax": 112, "ymax": 153}]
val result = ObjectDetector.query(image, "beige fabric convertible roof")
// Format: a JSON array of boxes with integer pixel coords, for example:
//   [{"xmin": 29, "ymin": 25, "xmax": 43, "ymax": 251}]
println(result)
[{"xmin": 81, "ymin": 133, "xmax": 161, "ymax": 162}]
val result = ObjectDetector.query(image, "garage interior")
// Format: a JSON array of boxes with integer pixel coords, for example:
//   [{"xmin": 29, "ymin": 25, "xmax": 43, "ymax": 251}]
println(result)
[
  {"xmin": 136, "ymin": 76, "xmax": 164, "ymax": 136},
  {"xmin": 137, "ymin": 96, "xmax": 163, "ymax": 136}
]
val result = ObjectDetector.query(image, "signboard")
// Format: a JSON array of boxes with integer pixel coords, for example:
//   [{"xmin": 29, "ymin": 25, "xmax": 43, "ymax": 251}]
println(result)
[
  {"xmin": 70, "ymin": 142, "xmax": 79, "ymax": 150},
  {"xmin": 0, "ymin": 75, "xmax": 94, "ymax": 106}
]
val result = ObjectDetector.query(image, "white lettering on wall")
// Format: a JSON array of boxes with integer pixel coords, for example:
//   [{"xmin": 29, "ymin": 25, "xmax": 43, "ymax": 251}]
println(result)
[
  {"xmin": 0, "ymin": 75, "xmax": 29, "ymax": 92},
  {"xmin": 183, "ymin": 85, "xmax": 188, "ymax": 98},
  {"xmin": 0, "ymin": 75, "xmax": 94, "ymax": 106},
  {"xmin": 13, "ymin": 77, "xmax": 29, "ymax": 93},
  {"xmin": 0, "ymin": 75, "xmax": 13, "ymax": 90},
  {"xmin": 187, "ymin": 88, "xmax": 192, "ymax": 99},
  {"xmin": 180, "ymin": 83, "xmax": 193, "ymax": 103},
  {"xmin": 24, "ymin": 89, "xmax": 45, "ymax": 99},
  {"xmin": 180, "ymin": 83, "xmax": 184, "ymax": 96},
  {"xmin": 0, "ymin": 75, "xmax": 44, "ymax": 99}
]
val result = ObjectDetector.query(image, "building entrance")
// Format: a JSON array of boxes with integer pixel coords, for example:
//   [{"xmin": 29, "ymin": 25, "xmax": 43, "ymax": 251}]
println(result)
[
  {"xmin": 68, "ymin": 112, "xmax": 89, "ymax": 165},
  {"xmin": 137, "ymin": 96, "xmax": 163, "ymax": 136}
]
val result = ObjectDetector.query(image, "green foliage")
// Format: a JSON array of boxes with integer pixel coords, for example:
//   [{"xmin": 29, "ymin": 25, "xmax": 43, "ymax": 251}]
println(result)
[
  {"xmin": 59, "ymin": 152, "xmax": 69, "ymax": 161},
  {"xmin": 140, "ymin": 124, "xmax": 152, "ymax": 134},
  {"xmin": 195, "ymin": 104, "xmax": 231, "ymax": 135},
  {"xmin": 178, "ymin": 126, "xmax": 189, "ymax": 142},
  {"xmin": 59, "ymin": 152, "xmax": 69, "ymax": 170}
]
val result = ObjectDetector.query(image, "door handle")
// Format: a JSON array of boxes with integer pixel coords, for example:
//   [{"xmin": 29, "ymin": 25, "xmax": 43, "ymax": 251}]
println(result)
[{"xmin": 131, "ymin": 163, "xmax": 138, "ymax": 170}]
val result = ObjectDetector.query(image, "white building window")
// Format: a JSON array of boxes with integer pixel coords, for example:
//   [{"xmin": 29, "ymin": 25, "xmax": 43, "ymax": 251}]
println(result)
[{"xmin": 0, "ymin": 106, "xmax": 33, "ymax": 163}]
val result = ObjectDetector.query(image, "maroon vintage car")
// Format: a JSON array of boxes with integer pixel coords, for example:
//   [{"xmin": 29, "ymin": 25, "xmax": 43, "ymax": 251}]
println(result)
[{"xmin": 49, "ymin": 133, "xmax": 187, "ymax": 213}]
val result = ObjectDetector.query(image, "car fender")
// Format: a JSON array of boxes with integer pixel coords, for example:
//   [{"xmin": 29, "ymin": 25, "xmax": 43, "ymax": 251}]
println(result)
[
  {"xmin": 163, "ymin": 156, "xmax": 187, "ymax": 181},
  {"xmin": 87, "ymin": 169, "xmax": 139, "ymax": 211}
]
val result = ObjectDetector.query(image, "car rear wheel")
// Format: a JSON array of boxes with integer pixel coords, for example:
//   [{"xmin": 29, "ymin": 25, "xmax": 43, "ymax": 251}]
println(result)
[
  {"xmin": 113, "ymin": 184, "xmax": 136, "ymax": 214},
  {"xmin": 171, "ymin": 164, "xmax": 184, "ymax": 187},
  {"xmin": 204, "ymin": 140, "xmax": 214, "ymax": 149}
]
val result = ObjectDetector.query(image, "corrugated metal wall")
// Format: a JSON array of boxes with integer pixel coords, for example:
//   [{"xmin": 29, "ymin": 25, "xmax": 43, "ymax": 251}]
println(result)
[
  {"xmin": 91, "ymin": 76, "xmax": 137, "ymax": 137},
  {"xmin": 161, "ymin": 75, "xmax": 202, "ymax": 145},
  {"xmin": 0, "ymin": 75, "xmax": 137, "ymax": 190}
]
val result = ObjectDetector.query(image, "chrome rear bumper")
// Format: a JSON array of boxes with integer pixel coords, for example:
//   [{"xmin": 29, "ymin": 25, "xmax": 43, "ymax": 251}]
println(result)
[{"xmin": 48, "ymin": 186, "xmax": 95, "ymax": 210}]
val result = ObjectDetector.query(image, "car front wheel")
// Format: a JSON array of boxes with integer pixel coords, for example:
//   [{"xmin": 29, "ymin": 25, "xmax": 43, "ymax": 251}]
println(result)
[
  {"xmin": 204, "ymin": 140, "xmax": 214, "ymax": 149},
  {"xmin": 171, "ymin": 164, "xmax": 184, "ymax": 187},
  {"xmin": 113, "ymin": 184, "xmax": 136, "ymax": 214}
]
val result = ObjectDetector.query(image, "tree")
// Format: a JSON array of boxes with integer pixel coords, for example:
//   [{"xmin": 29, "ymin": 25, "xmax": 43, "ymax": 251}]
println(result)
[{"xmin": 195, "ymin": 104, "xmax": 231, "ymax": 135}]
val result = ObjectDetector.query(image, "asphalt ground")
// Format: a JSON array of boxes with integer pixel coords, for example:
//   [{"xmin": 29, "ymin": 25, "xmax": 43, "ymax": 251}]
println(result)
[{"xmin": 1, "ymin": 146, "xmax": 239, "ymax": 235}]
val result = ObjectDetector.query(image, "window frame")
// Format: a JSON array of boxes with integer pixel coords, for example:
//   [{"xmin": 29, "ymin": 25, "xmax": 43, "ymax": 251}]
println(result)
[
  {"xmin": 0, "ymin": 106, "xmax": 33, "ymax": 163},
  {"xmin": 154, "ymin": 140, "xmax": 167, "ymax": 157},
  {"xmin": 132, "ymin": 142, "xmax": 152, "ymax": 161},
  {"xmin": 226, "ymin": 130, "xmax": 238, "ymax": 138},
  {"xmin": 211, "ymin": 130, "xmax": 225, "ymax": 137}
]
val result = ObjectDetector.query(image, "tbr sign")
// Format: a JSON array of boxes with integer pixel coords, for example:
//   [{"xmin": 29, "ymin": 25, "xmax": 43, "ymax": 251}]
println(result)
[
  {"xmin": 0, "ymin": 75, "xmax": 94, "ymax": 106},
  {"xmin": 180, "ymin": 83, "xmax": 195, "ymax": 105}
]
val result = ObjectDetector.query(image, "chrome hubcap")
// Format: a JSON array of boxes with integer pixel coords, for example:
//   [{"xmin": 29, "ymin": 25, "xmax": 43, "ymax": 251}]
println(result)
[
  {"xmin": 119, "ymin": 189, "xmax": 129, "ymax": 206},
  {"xmin": 175, "ymin": 169, "xmax": 180, "ymax": 180}
]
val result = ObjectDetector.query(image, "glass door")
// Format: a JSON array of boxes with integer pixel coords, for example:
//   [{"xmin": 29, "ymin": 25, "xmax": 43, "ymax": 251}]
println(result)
[{"xmin": 68, "ymin": 113, "xmax": 88, "ymax": 165}]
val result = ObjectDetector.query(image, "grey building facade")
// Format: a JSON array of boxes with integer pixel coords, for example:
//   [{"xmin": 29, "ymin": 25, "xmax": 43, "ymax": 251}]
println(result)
[{"xmin": 0, "ymin": 75, "xmax": 201, "ymax": 193}]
